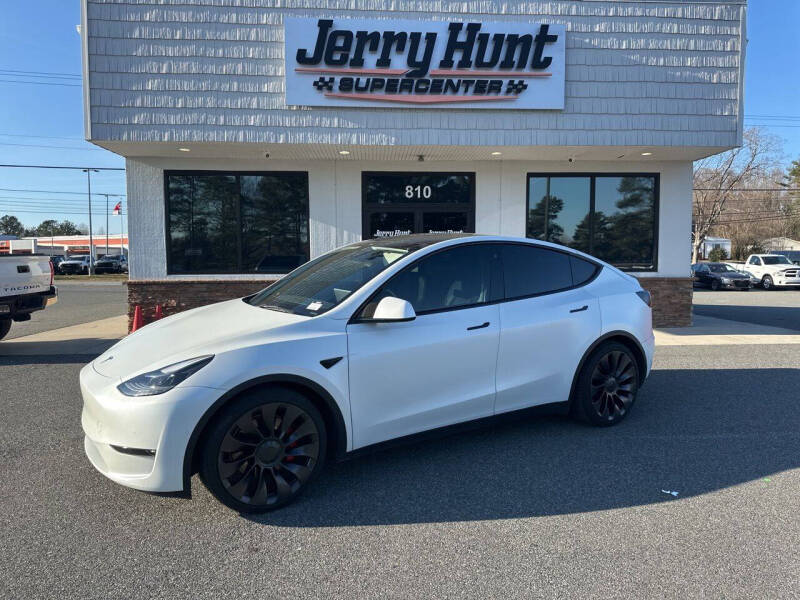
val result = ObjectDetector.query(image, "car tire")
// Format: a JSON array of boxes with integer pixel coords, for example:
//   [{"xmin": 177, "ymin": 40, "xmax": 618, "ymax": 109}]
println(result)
[
  {"xmin": 199, "ymin": 386, "xmax": 327, "ymax": 513},
  {"xmin": 0, "ymin": 319, "xmax": 11, "ymax": 341},
  {"xmin": 571, "ymin": 341, "xmax": 640, "ymax": 427},
  {"xmin": 762, "ymin": 275, "xmax": 773, "ymax": 290},
  {"xmin": 711, "ymin": 279, "xmax": 720, "ymax": 291}
]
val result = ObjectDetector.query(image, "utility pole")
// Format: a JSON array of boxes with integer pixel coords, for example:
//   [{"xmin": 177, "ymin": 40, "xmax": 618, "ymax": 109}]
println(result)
[
  {"xmin": 104, "ymin": 193, "xmax": 109, "ymax": 255},
  {"xmin": 83, "ymin": 168, "xmax": 99, "ymax": 275}
]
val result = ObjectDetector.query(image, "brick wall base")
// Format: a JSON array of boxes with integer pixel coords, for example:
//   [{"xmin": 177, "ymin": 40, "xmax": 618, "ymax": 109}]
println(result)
[
  {"xmin": 127, "ymin": 276, "xmax": 694, "ymax": 332},
  {"xmin": 127, "ymin": 280, "xmax": 276, "ymax": 331},
  {"xmin": 635, "ymin": 277, "xmax": 693, "ymax": 328}
]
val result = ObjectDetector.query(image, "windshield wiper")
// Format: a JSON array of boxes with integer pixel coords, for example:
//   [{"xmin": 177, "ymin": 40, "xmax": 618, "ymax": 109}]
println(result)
[{"xmin": 259, "ymin": 304, "xmax": 293, "ymax": 313}]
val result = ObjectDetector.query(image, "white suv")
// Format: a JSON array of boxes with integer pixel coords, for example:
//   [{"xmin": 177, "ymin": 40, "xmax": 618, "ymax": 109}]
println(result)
[{"xmin": 80, "ymin": 234, "xmax": 654, "ymax": 512}]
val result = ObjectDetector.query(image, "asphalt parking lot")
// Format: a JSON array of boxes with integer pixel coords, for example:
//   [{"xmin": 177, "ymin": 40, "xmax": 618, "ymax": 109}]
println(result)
[
  {"xmin": 4, "ymin": 281, "xmax": 127, "ymax": 339},
  {"xmin": 2, "ymin": 284, "xmax": 799, "ymax": 598},
  {"xmin": 2, "ymin": 348, "xmax": 800, "ymax": 598},
  {"xmin": 693, "ymin": 288, "xmax": 800, "ymax": 331}
]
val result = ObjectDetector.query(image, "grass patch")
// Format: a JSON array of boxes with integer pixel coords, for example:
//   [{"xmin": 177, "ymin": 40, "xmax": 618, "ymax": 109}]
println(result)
[{"xmin": 55, "ymin": 274, "xmax": 129, "ymax": 282}]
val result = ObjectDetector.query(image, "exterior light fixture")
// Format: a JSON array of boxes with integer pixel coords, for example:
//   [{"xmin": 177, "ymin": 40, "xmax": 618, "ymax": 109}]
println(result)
[
  {"xmin": 491, "ymin": 151, "xmax": 502, "ymax": 156},
  {"xmin": 338, "ymin": 150, "xmax": 350, "ymax": 155},
  {"xmin": 178, "ymin": 148, "xmax": 191, "ymax": 152},
  {"xmin": 641, "ymin": 152, "xmax": 653, "ymax": 156}
]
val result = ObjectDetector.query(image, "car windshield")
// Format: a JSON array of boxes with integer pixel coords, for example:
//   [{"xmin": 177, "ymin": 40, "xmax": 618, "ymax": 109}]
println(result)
[
  {"xmin": 763, "ymin": 255, "xmax": 792, "ymax": 265},
  {"xmin": 708, "ymin": 264, "xmax": 735, "ymax": 273},
  {"xmin": 247, "ymin": 241, "xmax": 422, "ymax": 316}
]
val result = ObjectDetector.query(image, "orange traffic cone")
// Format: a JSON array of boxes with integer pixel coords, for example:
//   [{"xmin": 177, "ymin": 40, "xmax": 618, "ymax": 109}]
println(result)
[
  {"xmin": 154, "ymin": 304, "xmax": 163, "ymax": 320},
  {"xmin": 131, "ymin": 305, "xmax": 143, "ymax": 332}
]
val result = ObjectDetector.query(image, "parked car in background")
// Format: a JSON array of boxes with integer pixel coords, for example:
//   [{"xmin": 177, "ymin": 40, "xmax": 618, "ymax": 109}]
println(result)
[
  {"xmin": 0, "ymin": 254, "xmax": 57, "ymax": 340},
  {"xmin": 768, "ymin": 250, "xmax": 800, "ymax": 265},
  {"xmin": 59, "ymin": 255, "xmax": 93, "ymax": 275},
  {"xmin": 95, "ymin": 254, "xmax": 128, "ymax": 274},
  {"xmin": 81, "ymin": 234, "xmax": 654, "ymax": 513},
  {"xmin": 691, "ymin": 262, "xmax": 752, "ymax": 290},
  {"xmin": 744, "ymin": 254, "xmax": 800, "ymax": 290},
  {"xmin": 50, "ymin": 255, "xmax": 66, "ymax": 270}
]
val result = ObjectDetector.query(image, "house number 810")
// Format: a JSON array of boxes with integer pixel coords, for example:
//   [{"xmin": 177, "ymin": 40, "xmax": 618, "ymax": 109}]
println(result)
[{"xmin": 405, "ymin": 185, "xmax": 432, "ymax": 199}]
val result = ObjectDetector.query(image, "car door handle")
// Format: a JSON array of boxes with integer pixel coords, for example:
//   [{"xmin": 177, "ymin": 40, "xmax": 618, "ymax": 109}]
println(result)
[
  {"xmin": 570, "ymin": 305, "xmax": 589, "ymax": 313},
  {"xmin": 467, "ymin": 322, "xmax": 490, "ymax": 331}
]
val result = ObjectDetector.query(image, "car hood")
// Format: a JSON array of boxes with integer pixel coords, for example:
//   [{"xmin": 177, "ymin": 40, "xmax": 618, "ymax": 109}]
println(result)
[{"xmin": 92, "ymin": 298, "xmax": 308, "ymax": 380}]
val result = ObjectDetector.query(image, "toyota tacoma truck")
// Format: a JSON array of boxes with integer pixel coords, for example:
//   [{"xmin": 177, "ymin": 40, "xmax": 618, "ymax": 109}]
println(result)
[
  {"xmin": 743, "ymin": 254, "xmax": 800, "ymax": 290},
  {"xmin": 0, "ymin": 255, "xmax": 58, "ymax": 340}
]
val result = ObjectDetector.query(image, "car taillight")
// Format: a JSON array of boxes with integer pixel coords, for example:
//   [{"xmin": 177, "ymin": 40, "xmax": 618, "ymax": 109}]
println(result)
[
  {"xmin": 635, "ymin": 290, "xmax": 651, "ymax": 307},
  {"xmin": 49, "ymin": 259, "xmax": 54, "ymax": 286}
]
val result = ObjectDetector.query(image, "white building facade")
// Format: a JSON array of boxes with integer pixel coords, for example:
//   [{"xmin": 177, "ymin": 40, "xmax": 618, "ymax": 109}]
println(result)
[{"xmin": 81, "ymin": 0, "xmax": 747, "ymax": 327}]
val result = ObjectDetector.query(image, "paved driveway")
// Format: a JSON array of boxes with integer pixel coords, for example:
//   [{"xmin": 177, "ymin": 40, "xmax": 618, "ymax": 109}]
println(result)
[
  {"xmin": 693, "ymin": 288, "xmax": 800, "ymax": 331},
  {"xmin": 2, "ymin": 343, "xmax": 799, "ymax": 599}
]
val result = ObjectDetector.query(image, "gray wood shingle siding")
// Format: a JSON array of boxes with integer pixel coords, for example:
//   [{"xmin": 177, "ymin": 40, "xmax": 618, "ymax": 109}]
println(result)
[{"xmin": 84, "ymin": 0, "xmax": 745, "ymax": 149}]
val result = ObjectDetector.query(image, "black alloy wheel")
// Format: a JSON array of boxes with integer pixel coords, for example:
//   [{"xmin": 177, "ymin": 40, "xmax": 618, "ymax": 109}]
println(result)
[
  {"xmin": 711, "ymin": 279, "xmax": 721, "ymax": 291},
  {"xmin": 572, "ymin": 341, "xmax": 639, "ymax": 427},
  {"xmin": 200, "ymin": 387, "xmax": 326, "ymax": 513},
  {"xmin": 762, "ymin": 275, "xmax": 773, "ymax": 290}
]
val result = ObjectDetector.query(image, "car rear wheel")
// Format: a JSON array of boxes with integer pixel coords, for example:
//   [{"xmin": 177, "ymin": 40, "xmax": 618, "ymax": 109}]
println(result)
[
  {"xmin": 200, "ymin": 386, "xmax": 327, "ymax": 513},
  {"xmin": 762, "ymin": 275, "xmax": 773, "ymax": 290},
  {"xmin": 0, "ymin": 319, "xmax": 11, "ymax": 341},
  {"xmin": 572, "ymin": 341, "xmax": 639, "ymax": 427}
]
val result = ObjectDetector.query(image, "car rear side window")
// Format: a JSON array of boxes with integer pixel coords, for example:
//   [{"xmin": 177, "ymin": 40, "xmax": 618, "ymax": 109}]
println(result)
[
  {"xmin": 501, "ymin": 244, "xmax": 573, "ymax": 299},
  {"xmin": 570, "ymin": 256, "xmax": 599, "ymax": 285}
]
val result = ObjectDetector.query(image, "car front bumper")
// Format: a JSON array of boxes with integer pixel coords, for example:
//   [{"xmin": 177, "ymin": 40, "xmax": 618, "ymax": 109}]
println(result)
[
  {"xmin": 79, "ymin": 361, "xmax": 221, "ymax": 493},
  {"xmin": 719, "ymin": 280, "xmax": 751, "ymax": 289}
]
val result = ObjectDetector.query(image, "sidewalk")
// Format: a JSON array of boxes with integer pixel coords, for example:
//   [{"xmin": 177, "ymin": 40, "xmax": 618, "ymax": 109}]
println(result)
[
  {"xmin": 655, "ymin": 314, "xmax": 800, "ymax": 346},
  {"xmin": 0, "ymin": 315, "xmax": 127, "ymax": 356},
  {"xmin": 2, "ymin": 311, "xmax": 797, "ymax": 357}
]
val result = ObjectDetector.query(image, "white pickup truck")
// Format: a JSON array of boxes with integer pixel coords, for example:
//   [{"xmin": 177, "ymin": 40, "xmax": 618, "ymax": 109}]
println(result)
[
  {"xmin": 743, "ymin": 254, "xmax": 800, "ymax": 290},
  {"xmin": 0, "ymin": 255, "xmax": 58, "ymax": 340}
]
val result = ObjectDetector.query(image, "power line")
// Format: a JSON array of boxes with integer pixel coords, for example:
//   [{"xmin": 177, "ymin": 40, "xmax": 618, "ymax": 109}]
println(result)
[
  {"xmin": 0, "ymin": 142, "xmax": 105, "ymax": 151},
  {"xmin": 0, "ymin": 133, "xmax": 86, "ymax": 141},
  {"xmin": 0, "ymin": 78, "xmax": 82, "ymax": 87},
  {"xmin": 693, "ymin": 188, "xmax": 800, "ymax": 192},
  {"xmin": 0, "ymin": 68, "xmax": 81, "ymax": 78},
  {"xmin": 0, "ymin": 188, "xmax": 125, "ymax": 196},
  {"xmin": 0, "ymin": 164, "xmax": 124, "ymax": 171}
]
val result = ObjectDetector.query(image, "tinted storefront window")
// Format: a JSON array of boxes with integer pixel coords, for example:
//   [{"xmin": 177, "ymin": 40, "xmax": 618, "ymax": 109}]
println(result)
[
  {"xmin": 527, "ymin": 174, "xmax": 657, "ymax": 271},
  {"xmin": 167, "ymin": 172, "xmax": 309, "ymax": 274},
  {"xmin": 363, "ymin": 172, "xmax": 475, "ymax": 238}
]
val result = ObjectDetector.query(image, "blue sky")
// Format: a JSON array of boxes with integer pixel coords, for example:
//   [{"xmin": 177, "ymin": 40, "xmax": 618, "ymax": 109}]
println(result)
[{"xmin": 0, "ymin": 1, "xmax": 798, "ymax": 233}]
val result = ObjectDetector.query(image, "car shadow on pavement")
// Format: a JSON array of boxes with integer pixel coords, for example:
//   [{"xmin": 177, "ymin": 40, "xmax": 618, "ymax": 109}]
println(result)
[
  {"xmin": 0, "ymin": 338, "xmax": 117, "ymax": 358},
  {"xmin": 243, "ymin": 367, "xmax": 800, "ymax": 527}
]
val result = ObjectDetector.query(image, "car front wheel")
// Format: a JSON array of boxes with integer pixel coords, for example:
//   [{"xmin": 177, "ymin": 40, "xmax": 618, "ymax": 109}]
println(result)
[
  {"xmin": 762, "ymin": 275, "xmax": 773, "ymax": 290},
  {"xmin": 572, "ymin": 341, "xmax": 640, "ymax": 427},
  {"xmin": 711, "ymin": 279, "xmax": 721, "ymax": 291},
  {"xmin": 200, "ymin": 386, "xmax": 327, "ymax": 513}
]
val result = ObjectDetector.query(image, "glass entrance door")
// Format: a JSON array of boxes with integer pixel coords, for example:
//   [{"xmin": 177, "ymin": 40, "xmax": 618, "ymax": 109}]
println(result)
[{"xmin": 362, "ymin": 172, "xmax": 475, "ymax": 239}]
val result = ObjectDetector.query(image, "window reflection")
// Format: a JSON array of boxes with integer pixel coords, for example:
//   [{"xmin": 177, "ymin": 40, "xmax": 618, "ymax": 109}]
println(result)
[
  {"xmin": 167, "ymin": 172, "xmax": 309, "ymax": 274},
  {"xmin": 526, "ymin": 174, "xmax": 657, "ymax": 271}
]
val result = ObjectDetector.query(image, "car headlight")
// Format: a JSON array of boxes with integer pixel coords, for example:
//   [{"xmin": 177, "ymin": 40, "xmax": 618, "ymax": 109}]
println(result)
[
  {"xmin": 721, "ymin": 278, "xmax": 731, "ymax": 284},
  {"xmin": 117, "ymin": 355, "xmax": 214, "ymax": 397}
]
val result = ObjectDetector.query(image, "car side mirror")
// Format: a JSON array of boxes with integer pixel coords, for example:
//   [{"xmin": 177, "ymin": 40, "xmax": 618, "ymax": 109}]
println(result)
[{"xmin": 367, "ymin": 297, "xmax": 416, "ymax": 323}]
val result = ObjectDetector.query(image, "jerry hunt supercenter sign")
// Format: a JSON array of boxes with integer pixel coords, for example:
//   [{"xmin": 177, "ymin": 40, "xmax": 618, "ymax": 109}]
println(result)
[{"xmin": 284, "ymin": 18, "xmax": 565, "ymax": 109}]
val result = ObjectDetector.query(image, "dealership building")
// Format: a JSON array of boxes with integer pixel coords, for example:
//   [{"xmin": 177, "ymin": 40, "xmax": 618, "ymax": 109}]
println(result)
[{"xmin": 81, "ymin": 0, "xmax": 746, "ymax": 327}]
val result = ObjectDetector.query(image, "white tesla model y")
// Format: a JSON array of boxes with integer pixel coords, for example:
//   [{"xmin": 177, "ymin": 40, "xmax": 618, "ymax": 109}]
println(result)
[{"xmin": 81, "ymin": 234, "xmax": 654, "ymax": 512}]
